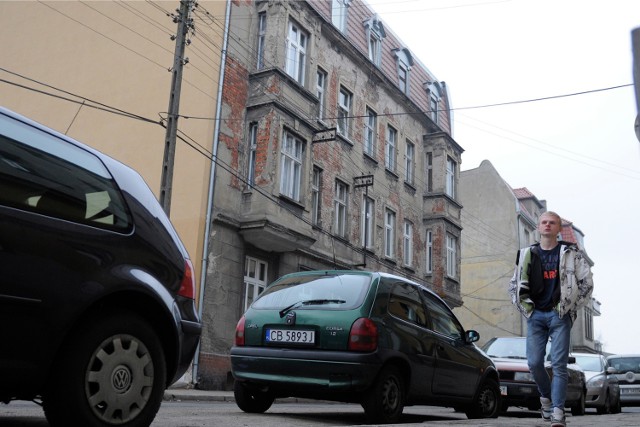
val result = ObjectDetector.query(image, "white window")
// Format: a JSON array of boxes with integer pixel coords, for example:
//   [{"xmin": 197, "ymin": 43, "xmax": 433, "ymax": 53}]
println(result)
[
  {"xmin": 364, "ymin": 107, "xmax": 376, "ymax": 157},
  {"xmin": 244, "ymin": 256, "xmax": 268, "ymax": 311},
  {"xmin": 430, "ymin": 95, "xmax": 439, "ymax": 124},
  {"xmin": 334, "ymin": 180, "xmax": 348, "ymax": 238},
  {"xmin": 398, "ymin": 62, "xmax": 409, "ymax": 94},
  {"xmin": 286, "ymin": 21, "xmax": 307, "ymax": 85},
  {"xmin": 316, "ymin": 69, "xmax": 327, "ymax": 121},
  {"xmin": 247, "ymin": 122, "xmax": 258, "ymax": 186},
  {"xmin": 331, "ymin": 0, "xmax": 349, "ymax": 33},
  {"xmin": 446, "ymin": 156, "xmax": 456, "ymax": 198},
  {"xmin": 403, "ymin": 220, "xmax": 413, "ymax": 267},
  {"xmin": 446, "ymin": 233, "xmax": 457, "ymax": 278},
  {"xmin": 280, "ymin": 131, "xmax": 303, "ymax": 201},
  {"xmin": 426, "ymin": 230, "xmax": 433, "ymax": 273},
  {"xmin": 257, "ymin": 12, "xmax": 266, "ymax": 70},
  {"xmin": 369, "ymin": 32, "xmax": 381, "ymax": 66},
  {"xmin": 426, "ymin": 152, "xmax": 433, "ymax": 192},
  {"xmin": 311, "ymin": 167, "xmax": 321, "ymax": 225},
  {"xmin": 385, "ymin": 209, "xmax": 395, "ymax": 258},
  {"xmin": 385, "ymin": 125, "xmax": 397, "ymax": 172},
  {"xmin": 337, "ymin": 87, "xmax": 352, "ymax": 139},
  {"xmin": 405, "ymin": 140, "xmax": 414, "ymax": 184},
  {"xmin": 361, "ymin": 195, "xmax": 374, "ymax": 249}
]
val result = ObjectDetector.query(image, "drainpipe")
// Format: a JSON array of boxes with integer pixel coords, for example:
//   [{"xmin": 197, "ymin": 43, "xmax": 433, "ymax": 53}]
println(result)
[{"xmin": 192, "ymin": 0, "xmax": 231, "ymax": 384}]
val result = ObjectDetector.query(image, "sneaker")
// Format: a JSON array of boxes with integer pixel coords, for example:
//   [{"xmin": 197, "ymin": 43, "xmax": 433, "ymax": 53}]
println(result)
[
  {"xmin": 540, "ymin": 397, "xmax": 552, "ymax": 421},
  {"xmin": 550, "ymin": 407, "xmax": 566, "ymax": 427}
]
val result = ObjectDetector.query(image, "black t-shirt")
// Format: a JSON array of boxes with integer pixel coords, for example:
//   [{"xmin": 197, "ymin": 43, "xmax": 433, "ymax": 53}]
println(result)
[{"xmin": 533, "ymin": 245, "xmax": 561, "ymax": 311}]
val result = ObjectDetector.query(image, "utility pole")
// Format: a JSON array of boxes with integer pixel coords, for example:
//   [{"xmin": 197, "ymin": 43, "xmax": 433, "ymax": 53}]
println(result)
[
  {"xmin": 160, "ymin": 0, "xmax": 194, "ymax": 214},
  {"xmin": 632, "ymin": 27, "xmax": 640, "ymax": 143}
]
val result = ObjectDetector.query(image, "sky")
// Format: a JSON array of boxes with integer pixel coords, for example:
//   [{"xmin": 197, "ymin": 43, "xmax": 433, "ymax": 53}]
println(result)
[{"xmin": 366, "ymin": 0, "xmax": 640, "ymax": 355}]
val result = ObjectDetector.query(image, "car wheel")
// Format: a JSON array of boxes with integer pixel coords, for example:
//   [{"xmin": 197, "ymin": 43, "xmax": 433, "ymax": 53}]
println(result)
[
  {"xmin": 362, "ymin": 366, "xmax": 405, "ymax": 424},
  {"xmin": 597, "ymin": 391, "xmax": 611, "ymax": 414},
  {"xmin": 465, "ymin": 377, "xmax": 500, "ymax": 419},
  {"xmin": 570, "ymin": 388, "xmax": 586, "ymax": 416},
  {"xmin": 43, "ymin": 311, "xmax": 166, "ymax": 427},
  {"xmin": 233, "ymin": 381, "xmax": 275, "ymax": 413},
  {"xmin": 611, "ymin": 390, "xmax": 622, "ymax": 414}
]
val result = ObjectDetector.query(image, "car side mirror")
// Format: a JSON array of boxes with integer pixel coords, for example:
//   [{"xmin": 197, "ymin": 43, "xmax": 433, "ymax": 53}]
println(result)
[
  {"xmin": 606, "ymin": 366, "xmax": 617, "ymax": 375},
  {"xmin": 465, "ymin": 330, "xmax": 480, "ymax": 343}
]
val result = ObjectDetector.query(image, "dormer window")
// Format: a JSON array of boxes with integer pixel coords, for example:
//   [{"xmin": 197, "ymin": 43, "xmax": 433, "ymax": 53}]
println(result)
[
  {"xmin": 332, "ymin": 0, "xmax": 350, "ymax": 33},
  {"xmin": 393, "ymin": 48, "xmax": 414, "ymax": 95},
  {"xmin": 364, "ymin": 16, "xmax": 385, "ymax": 66},
  {"xmin": 426, "ymin": 81, "xmax": 443, "ymax": 124}
]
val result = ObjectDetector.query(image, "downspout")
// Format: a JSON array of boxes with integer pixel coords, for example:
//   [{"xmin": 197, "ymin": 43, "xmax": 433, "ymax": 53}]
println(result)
[{"xmin": 192, "ymin": 0, "xmax": 231, "ymax": 384}]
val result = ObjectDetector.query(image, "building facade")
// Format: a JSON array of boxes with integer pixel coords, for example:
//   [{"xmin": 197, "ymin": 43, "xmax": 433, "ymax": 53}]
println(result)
[
  {"xmin": 197, "ymin": 0, "xmax": 465, "ymax": 389},
  {"xmin": 457, "ymin": 160, "xmax": 600, "ymax": 352}
]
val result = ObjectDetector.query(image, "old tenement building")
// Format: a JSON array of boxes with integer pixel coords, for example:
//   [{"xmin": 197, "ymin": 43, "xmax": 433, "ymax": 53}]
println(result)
[{"xmin": 197, "ymin": 0, "xmax": 465, "ymax": 389}]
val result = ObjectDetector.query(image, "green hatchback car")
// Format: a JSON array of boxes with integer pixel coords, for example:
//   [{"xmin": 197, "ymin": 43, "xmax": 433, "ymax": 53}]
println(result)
[{"xmin": 231, "ymin": 270, "xmax": 500, "ymax": 423}]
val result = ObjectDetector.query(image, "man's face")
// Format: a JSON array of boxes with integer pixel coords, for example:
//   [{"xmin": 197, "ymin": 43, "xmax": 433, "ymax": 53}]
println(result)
[{"xmin": 538, "ymin": 214, "xmax": 561, "ymax": 238}]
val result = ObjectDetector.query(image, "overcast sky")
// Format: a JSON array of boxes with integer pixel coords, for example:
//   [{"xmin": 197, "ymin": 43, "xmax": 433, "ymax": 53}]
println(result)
[{"xmin": 366, "ymin": 0, "xmax": 640, "ymax": 354}]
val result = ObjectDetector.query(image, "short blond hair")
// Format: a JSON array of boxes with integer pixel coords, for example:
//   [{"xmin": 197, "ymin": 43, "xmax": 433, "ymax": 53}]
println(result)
[{"xmin": 539, "ymin": 211, "xmax": 561, "ymax": 225}]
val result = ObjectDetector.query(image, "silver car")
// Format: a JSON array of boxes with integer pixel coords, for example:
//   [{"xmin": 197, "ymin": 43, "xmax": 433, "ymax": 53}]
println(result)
[
  {"xmin": 607, "ymin": 354, "xmax": 640, "ymax": 407},
  {"xmin": 573, "ymin": 353, "xmax": 620, "ymax": 414}
]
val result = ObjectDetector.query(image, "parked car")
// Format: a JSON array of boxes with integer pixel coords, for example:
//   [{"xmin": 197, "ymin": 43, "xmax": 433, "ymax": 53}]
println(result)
[
  {"xmin": 231, "ymin": 270, "xmax": 501, "ymax": 424},
  {"xmin": 606, "ymin": 354, "xmax": 640, "ymax": 406},
  {"xmin": 482, "ymin": 336, "xmax": 586, "ymax": 415},
  {"xmin": 0, "ymin": 107, "xmax": 202, "ymax": 427},
  {"xmin": 572, "ymin": 352, "xmax": 620, "ymax": 414}
]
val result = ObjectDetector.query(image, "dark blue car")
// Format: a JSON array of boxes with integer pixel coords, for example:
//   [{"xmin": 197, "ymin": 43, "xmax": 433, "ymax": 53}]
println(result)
[{"xmin": 0, "ymin": 107, "xmax": 201, "ymax": 427}]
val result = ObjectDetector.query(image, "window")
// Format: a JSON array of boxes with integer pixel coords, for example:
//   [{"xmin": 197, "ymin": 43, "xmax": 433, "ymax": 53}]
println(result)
[
  {"xmin": 311, "ymin": 167, "xmax": 321, "ymax": 225},
  {"xmin": 403, "ymin": 220, "xmax": 413, "ymax": 267},
  {"xmin": 394, "ymin": 48, "xmax": 413, "ymax": 95},
  {"xmin": 364, "ymin": 17, "xmax": 385, "ymax": 66},
  {"xmin": 257, "ymin": 12, "xmax": 267, "ymax": 70},
  {"xmin": 0, "ymin": 119, "xmax": 130, "ymax": 232},
  {"xmin": 430, "ymin": 95, "xmax": 439, "ymax": 124},
  {"xmin": 405, "ymin": 140, "xmax": 414, "ymax": 184},
  {"xmin": 337, "ymin": 86, "xmax": 352, "ymax": 139},
  {"xmin": 585, "ymin": 309, "xmax": 594, "ymax": 341},
  {"xmin": 244, "ymin": 256, "xmax": 268, "ymax": 311},
  {"xmin": 316, "ymin": 68, "xmax": 327, "ymax": 121},
  {"xmin": 280, "ymin": 131, "xmax": 303, "ymax": 201},
  {"xmin": 426, "ymin": 152, "xmax": 433, "ymax": 192},
  {"xmin": 286, "ymin": 21, "xmax": 307, "ymax": 85},
  {"xmin": 446, "ymin": 156, "xmax": 456, "ymax": 198},
  {"xmin": 446, "ymin": 233, "xmax": 457, "ymax": 278},
  {"xmin": 247, "ymin": 123, "xmax": 258, "ymax": 186},
  {"xmin": 385, "ymin": 209, "xmax": 395, "ymax": 258},
  {"xmin": 334, "ymin": 180, "xmax": 348, "ymax": 238},
  {"xmin": 364, "ymin": 107, "xmax": 377, "ymax": 157},
  {"xmin": 361, "ymin": 195, "xmax": 374, "ymax": 249},
  {"xmin": 388, "ymin": 282, "xmax": 427, "ymax": 327},
  {"xmin": 422, "ymin": 289, "xmax": 463, "ymax": 339},
  {"xmin": 426, "ymin": 230, "xmax": 433, "ymax": 274},
  {"xmin": 427, "ymin": 82, "xmax": 442, "ymax": 125},
  {"xmin": 331, "ymin": 0, "xmax": 349, "ymax": 33},
  {"xmin": 385, "ymin": 125, "xmax": 397, "ymax": 172}
]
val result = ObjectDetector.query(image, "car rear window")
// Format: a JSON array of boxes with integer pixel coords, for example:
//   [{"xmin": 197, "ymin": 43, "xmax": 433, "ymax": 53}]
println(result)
[
  {"xmin": 251, "ymin": 273, "xmax": 371, "ymax": 310},
  {"xmin": 608, "ymin": 357, "xmax": 640, "ymax": 373}
]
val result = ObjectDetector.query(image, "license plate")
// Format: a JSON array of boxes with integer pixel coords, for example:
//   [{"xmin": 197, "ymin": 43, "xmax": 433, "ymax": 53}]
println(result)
[
  {"xmin": 500, "ymin": 386, "xmax": 507, "ymax": 396},
  {"xmin": 622, "ymin": 388, "xmax": 640, "ymax": 394},
  {"xmin": 265, "ymin": 329, "xmax": 315, "ymax": 344}
]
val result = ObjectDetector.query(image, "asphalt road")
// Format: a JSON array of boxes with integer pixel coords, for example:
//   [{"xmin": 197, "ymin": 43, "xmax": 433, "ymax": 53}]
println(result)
[{"xmin": 2, "ymin": 400, "xmax": 640, "ymax": 427}]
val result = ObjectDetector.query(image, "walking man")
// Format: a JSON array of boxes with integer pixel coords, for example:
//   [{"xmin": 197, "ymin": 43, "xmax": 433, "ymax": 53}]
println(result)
[{"xmin": 508, "ymin": 211, "xmax": 594, "ymax": 426}]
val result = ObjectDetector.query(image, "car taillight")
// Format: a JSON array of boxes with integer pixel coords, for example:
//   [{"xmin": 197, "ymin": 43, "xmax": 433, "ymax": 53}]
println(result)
[
  {"xmin": 235, "ymin": 316, "xmax": 246, "ymax": 346},
  {"xmin": 348, "ymin": 317, "xmax": 378, "ymax": 352},
  {"xmin": 178, "ymin": 259, "xmax": 196, "ymax": 299}
]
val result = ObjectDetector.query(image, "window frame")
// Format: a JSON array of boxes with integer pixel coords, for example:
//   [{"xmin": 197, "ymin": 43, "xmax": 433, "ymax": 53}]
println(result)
[
  {"xmin": 316, "ymin": 68, "xmax": 327, "ymax": 122},
  {"xmin": 385, "ymin": 125, "xmax": 397, "ymax": 172},
  {"xmin": 331, "ymin": 0, "xmax": 349, "ymax": 33},
  {"xmin": 337, "ymin": 86, "xmax": 353, "ymax": 139},
  {"xmin": 446, "ymin": 156, "xmax": 456, "ymax": 199},
  {"xmin": 426, "ymin": 229, "xmax": 433, "ymax": 274},
  {"xmin": 385, "ymin": 208, "xmax": 396, "ymax": 258},
  {"xmin": 244, "ymin": 256, "xmax": 268, "ymax": 311},
  {"xmin": 361, "ymin": 194, "xmax": 374, "ymax": 249},
  {"xmin": 311, "ymin": 166, "xmax": 321, "ymax": 225},
  {"xmin": 403, "ymin": 220, "xmax": 413, "ymax": 267},
  {"xmin": 334, "ymin": 179, "xmax": 348, "ymax": 238},
  {"xmin": 364, "ymin": 107, "xmax": 377, "ymax": 157},
  {"xmin": 257, "ymin": 12, "xmax": 267, "ymax": 70},
  {"xmin": 280, "ymin": 130, "xmax": 304, "ymax": 201},
  {"xmin": 247, "ymin": 122, "xmax": 258, "ymax": 186},
  {"xmin": 446, "ymin": 233, "xmax": 457, "ymax": 279},
  {"xmin": 405, "ymin": 140, "xmax": 414, "ymax": 184},
  {"xmin": 285, "ymin": 20, "xmax": 308, "ymax": 85}
]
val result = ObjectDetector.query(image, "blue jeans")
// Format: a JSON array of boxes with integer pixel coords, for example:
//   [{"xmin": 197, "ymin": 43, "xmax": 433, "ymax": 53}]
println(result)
[{"xmin": 526, "ymin": 309, "xmax": 572, "ymax": 410}]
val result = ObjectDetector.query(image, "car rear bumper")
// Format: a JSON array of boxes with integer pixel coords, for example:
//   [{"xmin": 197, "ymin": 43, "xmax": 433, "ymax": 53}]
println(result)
[{"xmin": 230, "ymin": 346, "xmax": 382, "ymax": 393}]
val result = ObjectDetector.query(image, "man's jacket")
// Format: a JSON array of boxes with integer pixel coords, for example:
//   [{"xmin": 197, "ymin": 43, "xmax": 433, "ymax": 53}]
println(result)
[{"xmin": 508, "ymin": 242, "xmax": 594, "ymax": 321}]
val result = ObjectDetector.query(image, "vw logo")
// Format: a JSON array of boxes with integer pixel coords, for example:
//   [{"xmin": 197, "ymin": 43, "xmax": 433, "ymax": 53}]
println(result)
[
  {"xmin": 112, "ymin": 365, "xmax": 132, "ymax": 392},
  {"xmin": 285, "ymin": 311, "xmax": 296, "ymax": 325},
  {"xmin": 625, "ymin": 371, "xmax": 636, "ymax": 383}
]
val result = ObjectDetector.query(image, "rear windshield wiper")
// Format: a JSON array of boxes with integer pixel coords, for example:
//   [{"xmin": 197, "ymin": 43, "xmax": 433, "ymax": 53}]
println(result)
[{"xmin": 279, "ymin": 299, "xmax": 346, "ymax": 318}]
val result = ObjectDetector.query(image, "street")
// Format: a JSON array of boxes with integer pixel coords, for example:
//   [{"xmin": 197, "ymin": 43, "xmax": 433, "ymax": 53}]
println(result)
[{"xmin": 2, "ymin": 400, "xmax": 640, "ymax": 427}]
